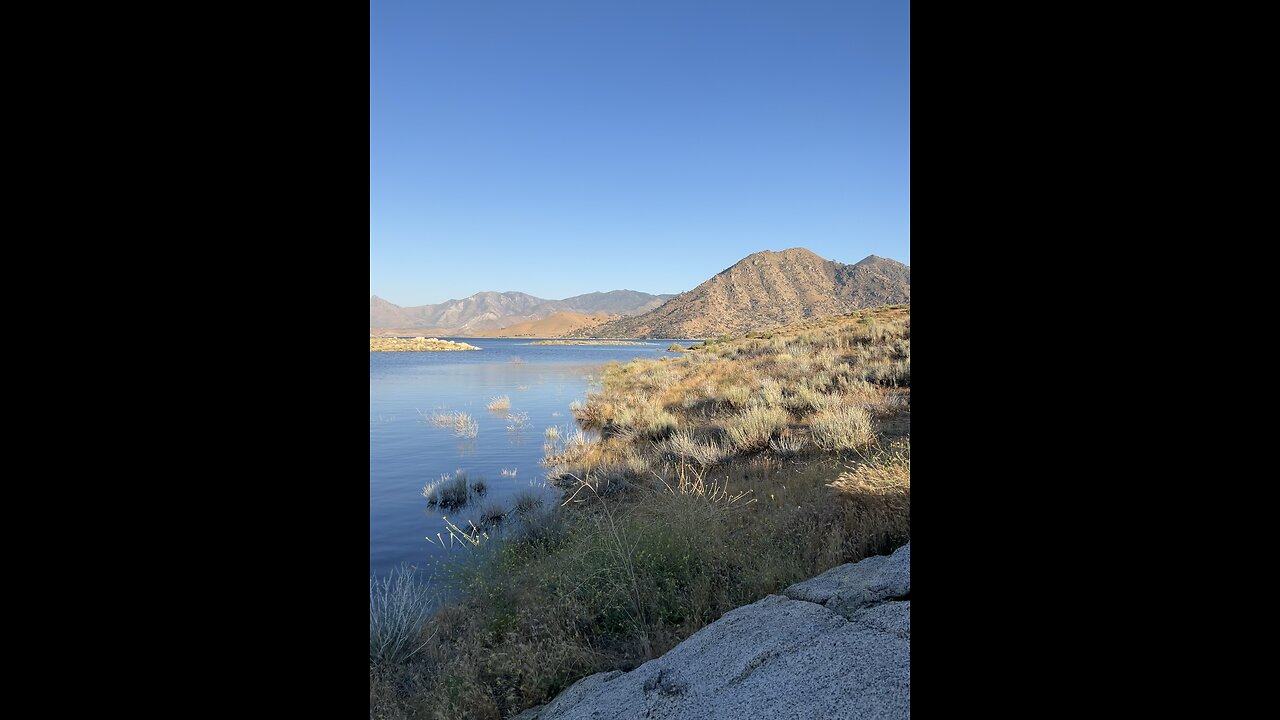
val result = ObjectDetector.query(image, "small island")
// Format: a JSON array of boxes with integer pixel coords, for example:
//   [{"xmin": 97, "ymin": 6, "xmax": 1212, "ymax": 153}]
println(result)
[
  {"xmin": 528, "ymin": 339, "xmax": 655, "ymax": 346},
  {"xmin": 369, "ymin": 337, "xmax": 481, "ymax": 352}
]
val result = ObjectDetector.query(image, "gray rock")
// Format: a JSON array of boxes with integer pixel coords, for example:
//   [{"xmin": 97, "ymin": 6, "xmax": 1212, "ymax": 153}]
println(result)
[
  {"xmin": 520, "ymin": 543, "xmax": 910, "ymax": 720},
  {"xmin": 784, "ymin": 543, "xmax": 911, "ymax": 619}
]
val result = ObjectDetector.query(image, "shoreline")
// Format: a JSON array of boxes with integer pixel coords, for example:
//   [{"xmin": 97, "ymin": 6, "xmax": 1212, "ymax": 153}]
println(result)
[
  {"xmin": 528, "ymin": 339, "xmax": 656, "ymax": 346},
  {"xmin": 369, "ymin": 337, "xmax": 481, "ymax": 352}
]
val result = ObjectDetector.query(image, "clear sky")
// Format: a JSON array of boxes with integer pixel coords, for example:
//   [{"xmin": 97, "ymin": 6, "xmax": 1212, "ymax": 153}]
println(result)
[{"xmin": 371, "ymin": 0, "xmax": 909, "ymax": 307}]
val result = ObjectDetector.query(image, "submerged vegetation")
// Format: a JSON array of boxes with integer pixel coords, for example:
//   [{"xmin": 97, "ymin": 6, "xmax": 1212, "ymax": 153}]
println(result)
[{"xmin": 371, "ymin": 305, "xmax": 911, "ymax": 720}]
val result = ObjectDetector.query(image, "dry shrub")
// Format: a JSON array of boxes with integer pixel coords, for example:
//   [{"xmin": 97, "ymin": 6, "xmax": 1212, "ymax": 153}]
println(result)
[
  {"xmin": 810, "ymin": 405, "xmax": 875, "ymax": 452},
  {"xmin": 828, "ymin": 442, "xmax": 911, "ymax": 556},
  {"xmin": 723, "ymin": 405, "xmax": 789, "ymax": 453}
]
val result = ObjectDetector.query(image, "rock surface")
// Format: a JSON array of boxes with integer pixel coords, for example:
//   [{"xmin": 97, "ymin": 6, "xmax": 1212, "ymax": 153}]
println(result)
[{"xmin": 517, "ymin": 543, "xmax": 910, "ymax": 720}]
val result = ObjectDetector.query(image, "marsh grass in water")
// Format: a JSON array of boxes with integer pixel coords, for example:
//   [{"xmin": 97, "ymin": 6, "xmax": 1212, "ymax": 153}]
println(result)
[
  {"xmin": 423, "ymin": 410, "xmax": 480, "ymax": 439},
  {"xmin": 422, "ymin": 470, "xmax": 487, "ymax": 510}
]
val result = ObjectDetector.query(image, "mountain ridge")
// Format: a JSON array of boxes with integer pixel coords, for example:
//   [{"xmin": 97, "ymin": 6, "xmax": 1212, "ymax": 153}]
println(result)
[
  {"xmin": 369, "ymin": 289, "xmax": 675, "ymax": 335},
  {"xmin": 567, "ymin": 248, "xmax": 909, "ymax": 338}
]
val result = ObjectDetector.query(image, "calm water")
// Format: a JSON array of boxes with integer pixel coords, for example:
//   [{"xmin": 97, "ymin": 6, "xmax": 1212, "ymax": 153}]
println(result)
[{"xmin": 370, "ymin": 338, "xmax": 690, "ymax": 578}]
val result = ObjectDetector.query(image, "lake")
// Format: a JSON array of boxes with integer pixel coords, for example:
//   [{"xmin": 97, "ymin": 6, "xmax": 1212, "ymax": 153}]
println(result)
[{"xmin": 370, "ymin": 337, "xmax": 690, "ymax": 579}]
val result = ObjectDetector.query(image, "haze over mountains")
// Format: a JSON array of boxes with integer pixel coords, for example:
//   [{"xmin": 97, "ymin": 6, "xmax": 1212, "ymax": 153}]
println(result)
[
  {"xmin": 369, "ymin": 290, "xmax": 673, "ymax": 336},
  {"xmin": 567, "ymin": 248, "xmax": 910, "ymax": 338}
]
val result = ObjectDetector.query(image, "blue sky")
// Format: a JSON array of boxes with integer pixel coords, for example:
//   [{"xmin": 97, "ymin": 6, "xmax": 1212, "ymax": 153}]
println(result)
[{"xmin": 371, "ymin": 0, "xmax": 909, "ymax": 307}]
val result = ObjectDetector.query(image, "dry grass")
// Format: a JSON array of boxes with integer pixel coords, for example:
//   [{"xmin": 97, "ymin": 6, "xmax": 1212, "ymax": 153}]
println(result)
[
  {"xmin": 426, "ymin": 411, "xmax": 479, "ymax": 439},
  {"xmin": 369, "ymin": 564, "xmax": 435, "ymax": 666},
  {"xmin": 384, "ymin": 445, "xmax": 911, "ymax": 718},
  {"xmin": 554, "ymin": 305, "xmax": 910, "ymax": 482},
  {"xmin": 487, "ymin": 396, "xmax": 511, "ymax": 411},
  {"xmin": 372, "ymin": 305, "xmax": 912, "ymax": 718},
  {"xmin": 722, "ymin": 405, "xmax": 789, "ymax": 453},
  {"xmin": 810, "ymin": 405, "xmax": 876, "ymax": 452}
]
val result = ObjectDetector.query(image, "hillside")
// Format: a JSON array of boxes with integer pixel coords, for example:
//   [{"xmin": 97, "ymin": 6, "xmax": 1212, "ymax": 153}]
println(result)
[
  {"xmin": 568, "ymin": 248, "xmax": 909, "ymax": 338},
  {"xmin": 469, "ymin": 311, "xmax": 619, "ymax": 337},
  {"xmin": 370, "ymin": 290, "xmax": 673, "ymax": 335}
]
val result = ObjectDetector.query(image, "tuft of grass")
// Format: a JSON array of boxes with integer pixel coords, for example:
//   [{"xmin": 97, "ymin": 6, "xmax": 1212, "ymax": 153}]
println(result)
[
  {"xmin": 782, "ymin": 384, "xmax": 823, "ymax": 415},
  {"xmin": 723, "ymin": 405, "xmax": 789, "ymax": 453},
  {"xmin": 426, "ymin": 410, "xmax": 480, "ymax": 438},
  {"xmin": 369, "ymin": 564, "xmax": 435, "ymax": 666},
  {"xmin": 768, "ymin": 433, "xmax": 809, "ymax": 459},
  {"xmin": 423, "ymin": 470, "xmax": 485, "ymax": 509},
  {"xmin": 810, "ymin": 405, "xmax": 876, "ymax": 453},
  {"xmin": 512, "ymin": 490, "xmax": 544, "ymax": 515},
  {"xmin": 506, "ymin": 411, "xmax": 530, "ymax": 431},
  {"xmin": 501, "ymin": 467, "xmax": 518, "ymax": 477},
  {"xmin": 828, "ymin": 441, "xmax": 911, "ymax": 554},
  {"xmin": 659, "ymin": 430, "xmax": 731, "ymax": 467},
  {"xmin": 487, "ymin": 395, "xmax": 511, "ymax": 411},
  {"xmin": 478, "ymin": 502, "xmax": 506, "ymax": 528},
  {"xmin": 423, "ymin": 472, "xmax": 468, "ymax": 509},
  {"xmin": 544, "ymin": 426, "xmax": 561, "ymax": 442},
  {"xmin": 717, "ymin": 385, "xmax": 752, "ymax": 409}
]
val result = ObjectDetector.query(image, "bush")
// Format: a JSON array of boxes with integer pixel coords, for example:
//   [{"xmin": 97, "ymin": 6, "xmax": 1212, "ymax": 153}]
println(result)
[
  {"xmin": 370, "ymin": 564, "xmax": 434, "ymax": 666},
  {"xmin": 659, "ymin": 430, "xmax": 732, "ymax": 467},
  {"xmin": 723, "ymin": 405, "xmax": 789, "ymax": 453},
  {"xmin": 810, "ymin": 405, "xmax": 875, "ymax": 452}
]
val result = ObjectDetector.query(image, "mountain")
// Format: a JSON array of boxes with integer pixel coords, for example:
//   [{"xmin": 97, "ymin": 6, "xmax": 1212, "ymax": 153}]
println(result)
[
  {"xmin": 369, "ymin": 290, "xmax": 674, "ymax": 335},
  {"xmin": 567, "ymin": 248, "xmax": 909, "ymax": 338},
  {"xmin": 560, "ymin": 290, "xmax": 672, "ymax": 316},
  {"xmin": 469, "ymin": 311, "xmax": 620, "ymax": 337}
]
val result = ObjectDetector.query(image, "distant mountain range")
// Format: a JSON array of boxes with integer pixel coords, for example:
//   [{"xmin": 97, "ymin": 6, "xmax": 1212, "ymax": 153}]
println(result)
[
  {"xmin": 369, "ymin": 290, "xmax": 674, "ymax": 336},
  {"xmin": 567, "ymin": 248, "xmax": 910, "ymax": 338}
]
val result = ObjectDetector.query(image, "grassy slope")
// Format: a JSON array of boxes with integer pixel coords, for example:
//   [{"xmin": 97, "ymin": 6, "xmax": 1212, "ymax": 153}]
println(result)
[
  {"xmin": 468, "ymin": 312, "xmax": 620, "ymax": 338},
  {"xmin": 371, "ymin": 305, "xmax": 911, "ymax": 720}
]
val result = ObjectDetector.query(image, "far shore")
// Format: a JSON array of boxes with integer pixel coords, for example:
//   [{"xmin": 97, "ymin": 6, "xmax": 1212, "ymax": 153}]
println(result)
[
  {"xmin": 369, "ymin": 337, "xmax": 481, "ymax": 352},
  {"xmin": 528, "ymin": 339, "xmax": 656, "ymax": 346}
]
